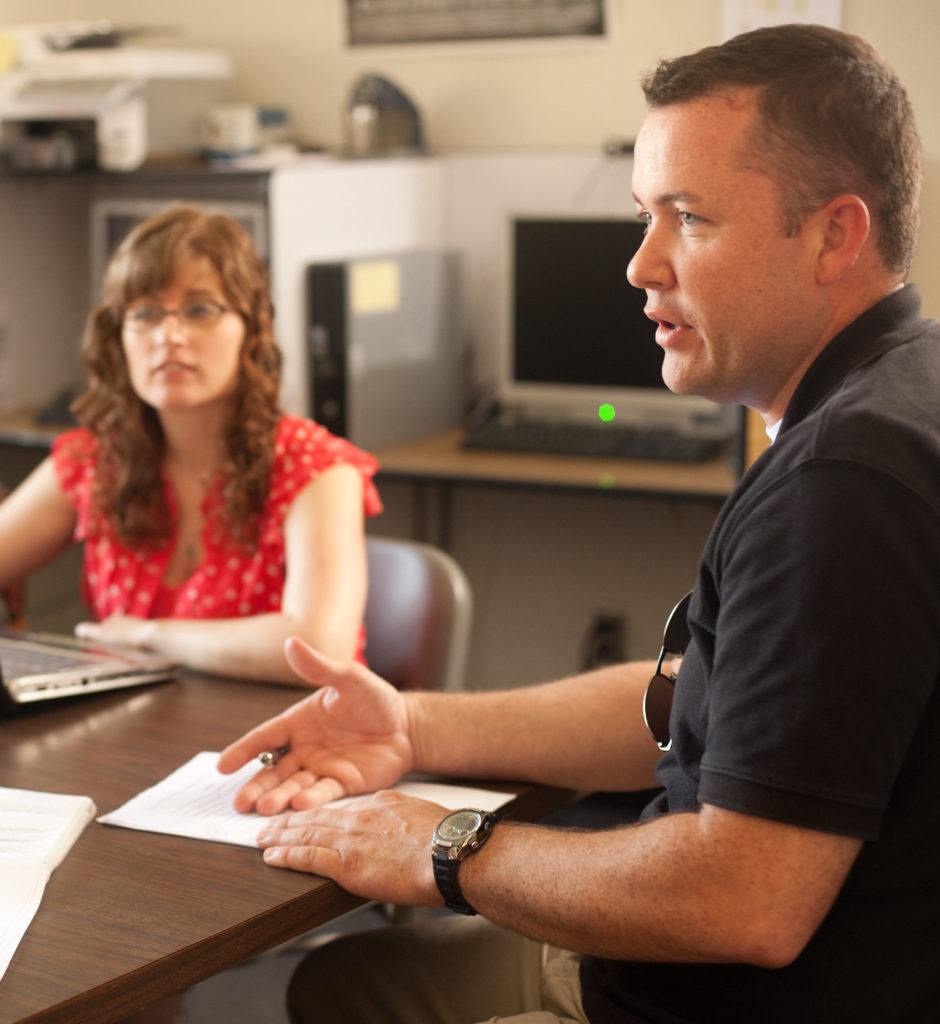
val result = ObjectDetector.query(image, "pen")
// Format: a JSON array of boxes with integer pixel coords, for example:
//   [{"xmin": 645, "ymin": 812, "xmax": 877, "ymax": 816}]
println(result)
[{"xmin": 258, "ymin": 744, "xmax": 290, "ymax": 769}]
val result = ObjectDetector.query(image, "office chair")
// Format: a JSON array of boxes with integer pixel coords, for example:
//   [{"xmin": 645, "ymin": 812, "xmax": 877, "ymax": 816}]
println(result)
[{"xmin": 364, "ymin": 535, "xmax": 473, "ymax": 692}]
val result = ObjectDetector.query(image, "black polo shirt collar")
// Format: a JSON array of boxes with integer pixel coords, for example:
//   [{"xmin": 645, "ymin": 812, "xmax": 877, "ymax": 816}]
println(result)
[{"xmin": 780, "ymin": 284, "xmax": 928, "ymax": 434}]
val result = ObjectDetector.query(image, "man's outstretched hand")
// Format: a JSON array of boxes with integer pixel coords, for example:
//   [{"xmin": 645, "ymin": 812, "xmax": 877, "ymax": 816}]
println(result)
[{"xmin": 217, "ymin": 637, "xmax": 415, "ymax": 816}]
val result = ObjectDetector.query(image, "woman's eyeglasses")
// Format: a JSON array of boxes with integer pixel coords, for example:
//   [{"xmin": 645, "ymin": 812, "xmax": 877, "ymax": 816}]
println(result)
[
  {"xmin": 123, "ymin": 300, "xmax": 231, "ymax": 334},
  {"xmin": 642, "ymin": 591, "xmax": 693, "ymax": 751}
]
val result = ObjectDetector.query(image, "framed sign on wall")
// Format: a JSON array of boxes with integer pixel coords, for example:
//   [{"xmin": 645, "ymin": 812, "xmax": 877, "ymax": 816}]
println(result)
[{"xmin": 342, "ymin": 0, "xmax": 610, "ymax": 49}]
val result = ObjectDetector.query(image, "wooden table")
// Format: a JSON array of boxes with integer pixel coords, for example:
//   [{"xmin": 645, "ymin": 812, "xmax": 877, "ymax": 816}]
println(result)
[{"xmin": 0, "ymin": 672, "xmax": 572, "ymax": 1024}]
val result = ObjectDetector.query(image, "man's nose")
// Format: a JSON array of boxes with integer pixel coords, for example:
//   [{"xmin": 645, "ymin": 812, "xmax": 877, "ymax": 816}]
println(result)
[{"xmin": 627, "ymin": 229, "xmax": 674, "ymax": 292}]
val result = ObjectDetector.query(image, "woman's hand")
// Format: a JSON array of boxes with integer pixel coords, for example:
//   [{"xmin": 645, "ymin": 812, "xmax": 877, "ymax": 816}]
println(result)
[{"xmin": 75, "ymin": 615, "xmax": 156, "ymax": 649}]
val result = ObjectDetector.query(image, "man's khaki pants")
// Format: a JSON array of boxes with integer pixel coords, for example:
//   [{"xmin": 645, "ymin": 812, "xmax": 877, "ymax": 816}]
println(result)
[{"xmin": 286, "ymin": 914, "xmax": 589, "ymax": 1024}]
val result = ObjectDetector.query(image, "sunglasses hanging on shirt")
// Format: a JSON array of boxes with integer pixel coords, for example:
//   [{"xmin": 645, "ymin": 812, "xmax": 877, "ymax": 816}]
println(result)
[{"xmin": 642, "ymin": 591, "xmax": 693, "ymax": 751}]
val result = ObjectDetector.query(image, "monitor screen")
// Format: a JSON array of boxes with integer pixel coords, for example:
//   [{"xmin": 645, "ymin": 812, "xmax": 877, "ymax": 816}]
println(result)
[
  {"xmin": 512, "ymin": 216, "xmax": 663, "ymax": 392},
  {"xmin": 500, "ymin": 213, "xmax": 737, "ymax": 437},
  {"xmin": 89, "ymin": 198, "xmax": 268, "ymax": 302}
]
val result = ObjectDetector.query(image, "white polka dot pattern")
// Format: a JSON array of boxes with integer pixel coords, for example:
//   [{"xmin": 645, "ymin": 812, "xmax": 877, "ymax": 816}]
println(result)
[{"xmin": 51, "ymin": 417, "xmax": 382, "ymax": 635}]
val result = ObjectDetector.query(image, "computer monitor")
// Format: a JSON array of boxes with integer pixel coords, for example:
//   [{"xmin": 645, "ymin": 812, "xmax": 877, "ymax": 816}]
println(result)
[
  {"xmin": 89, "ymin": 197, "xmax": 268, "ymax": 302},
  {"xmin": 499, "ymin": 214, "xmax": 737, "ymax": 437}
]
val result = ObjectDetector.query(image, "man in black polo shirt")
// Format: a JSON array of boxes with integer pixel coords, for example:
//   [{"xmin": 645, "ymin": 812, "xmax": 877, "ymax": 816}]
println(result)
[{"xmin": 220, "ymin": 23, "xmax": 940, "ymax": 1023}]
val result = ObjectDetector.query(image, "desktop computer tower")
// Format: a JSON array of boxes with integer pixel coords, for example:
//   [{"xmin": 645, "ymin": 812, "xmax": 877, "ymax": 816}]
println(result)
[{"xmin": 305, "ymin": 250, "xmax": 465, "ymax": 450}]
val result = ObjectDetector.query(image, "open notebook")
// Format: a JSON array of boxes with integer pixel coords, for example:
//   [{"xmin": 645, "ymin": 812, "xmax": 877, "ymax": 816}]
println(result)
[{"xmin": 0, "ymin": 629, "xmax": 178, "ymax": 711}]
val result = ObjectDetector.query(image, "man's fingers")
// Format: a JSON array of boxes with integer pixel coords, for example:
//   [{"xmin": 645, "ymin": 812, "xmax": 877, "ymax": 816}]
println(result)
[
  {"xmin": 284, "ymin": 636, "xmax": 344, "ymax": 685},
  {"xmin": 217, "ymin": 719, "xmax": 293, "ymax": 775},
  {"xmin": 239, "ymin": 771, "xmax": 350, "ymax": 816},
  {"xmin": 287, "ymin": 776, "xmax": 349, "ymax": 810},
  {"xmin": 233, "ymin": 766, "xmax": 312, "ymax": 814},
  {"xmin": 262, "ymin": 840, "xmax": 342, "ymax": 876},
  {"xmin": 257, "ymin": 810, "xmax": 347, "ymax": 874},
  {"xmin": 254, "ymin": 771, "xmax": 327, "ymax": 815}
]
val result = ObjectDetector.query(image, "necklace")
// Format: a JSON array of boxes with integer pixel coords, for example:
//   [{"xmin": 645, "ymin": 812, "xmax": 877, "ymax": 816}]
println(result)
[
  {"xmin": 185, "ymin": 536, "xmax": 202, "ymax": 562},
  {"xmin": 176, "ymin": 531, "xmax": 203, "ymax": 578}
]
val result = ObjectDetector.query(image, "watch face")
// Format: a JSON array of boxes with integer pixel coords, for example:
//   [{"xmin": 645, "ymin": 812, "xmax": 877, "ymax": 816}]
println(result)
[{"xmin": 438, "ymin": 809, "xmax": 483, "ymax": 842}]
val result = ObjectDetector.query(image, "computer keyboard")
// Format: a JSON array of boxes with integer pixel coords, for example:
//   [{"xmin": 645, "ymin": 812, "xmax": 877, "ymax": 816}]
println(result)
[
  {"xmin": 462, "ymin": 418, "xmax": 728, "ymax": 462},
  {"xmin": 0, "ymin": 637, "xmax": 99, "ymax": 676}
]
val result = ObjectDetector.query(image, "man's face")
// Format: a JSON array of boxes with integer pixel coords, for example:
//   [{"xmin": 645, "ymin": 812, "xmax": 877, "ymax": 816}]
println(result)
[{"xmin": 629, "ymin": 91, "xmax": 827, "ymax": 420}]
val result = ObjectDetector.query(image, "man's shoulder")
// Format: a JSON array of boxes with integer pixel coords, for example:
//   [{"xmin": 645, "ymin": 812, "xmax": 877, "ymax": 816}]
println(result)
[
  {"xmin": 813, "ymin": 326, "xmax": 939, "ymax": 486},
  {"xmin": 726, "ymin": 341, "xmax": 940, "ymax": 533}
]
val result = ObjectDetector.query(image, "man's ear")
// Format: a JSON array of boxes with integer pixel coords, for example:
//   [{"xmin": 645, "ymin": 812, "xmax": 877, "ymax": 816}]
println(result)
[{"xmin": 813, "ymin": 194, "xmax": 872, "ymax": 284}]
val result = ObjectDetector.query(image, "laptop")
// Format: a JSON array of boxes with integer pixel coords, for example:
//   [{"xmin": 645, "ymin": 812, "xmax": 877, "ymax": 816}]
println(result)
[{"xmin": 0, "ymin": 628, "xmax": 179, "ymax": 709}]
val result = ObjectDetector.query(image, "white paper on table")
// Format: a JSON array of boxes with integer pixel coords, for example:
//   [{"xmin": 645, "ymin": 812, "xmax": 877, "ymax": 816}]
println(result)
[
  {"xmin": 0, "ymin": 787, "xmax": 96, "ymax": 981},
  {"xmin": 0, "ymin": 861, "xmax": 48, "ymax": 980},
  {"xmin": 97, "ymin": 751, "xmax": 515, "ymax": 848}
]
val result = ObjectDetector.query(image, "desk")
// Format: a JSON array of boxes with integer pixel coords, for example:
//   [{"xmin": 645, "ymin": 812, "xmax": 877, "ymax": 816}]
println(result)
[
  {"xmin": 0, "ymin": 411, "xmax": 61, "ymax": 450},
  {"xmin": 0, "ymin": 672, "xmax": 572, "ymax": 1024},
  {"xmin": 374, "ymin": 428, "xmax": 740, "ymax": 546}
]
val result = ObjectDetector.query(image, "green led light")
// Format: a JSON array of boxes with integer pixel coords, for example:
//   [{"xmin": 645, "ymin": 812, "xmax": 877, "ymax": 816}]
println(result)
[{"xmin": 598, "ymin": 403, "xmax": 616, "ymax": 423}]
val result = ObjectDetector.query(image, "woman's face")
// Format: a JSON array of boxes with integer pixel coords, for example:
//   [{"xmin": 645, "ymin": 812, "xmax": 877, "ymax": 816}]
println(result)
[{"xmin": 121, "ymin": 255, "xmax": 246, "ymax": 414}]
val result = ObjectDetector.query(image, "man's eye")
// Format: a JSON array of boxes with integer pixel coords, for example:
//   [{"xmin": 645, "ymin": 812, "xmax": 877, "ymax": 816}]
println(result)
[{"xmin": 679, "ymin": 211, "xmax": 703, "ymax": 227}]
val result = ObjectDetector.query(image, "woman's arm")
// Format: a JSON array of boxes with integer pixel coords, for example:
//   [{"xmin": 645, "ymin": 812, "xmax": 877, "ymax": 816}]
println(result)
[
  {"xmin": 280, "ymin": 462, "xmax": 368, "ymax": 661},
  {"xmin": 0, "ymin": 458, "xmax": 77, "ymax": 588},
  {"xmin": 77, "ymin": 464, "xmax": 368, "ymax": 682}
]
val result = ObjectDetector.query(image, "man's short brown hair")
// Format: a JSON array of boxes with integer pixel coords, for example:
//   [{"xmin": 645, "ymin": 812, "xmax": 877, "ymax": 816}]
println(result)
[{"xmin": 642, "ymin": 24, "xmax": 922, "ymax": 275}]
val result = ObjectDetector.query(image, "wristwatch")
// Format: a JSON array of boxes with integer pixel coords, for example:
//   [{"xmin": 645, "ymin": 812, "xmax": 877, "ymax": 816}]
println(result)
[{"xmin": 431, "ymin": 808, "xmax": 497, "ymax": 915}]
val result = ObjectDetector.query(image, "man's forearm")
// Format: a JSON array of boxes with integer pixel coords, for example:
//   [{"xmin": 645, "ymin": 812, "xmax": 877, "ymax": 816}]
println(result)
[
  {"xmin": 458, "ymin": 804, "xmax": 863, "ymax": 968},
  {"xmin": 405, "ymin": 661, "xmax": 662, "ymax": 792}
]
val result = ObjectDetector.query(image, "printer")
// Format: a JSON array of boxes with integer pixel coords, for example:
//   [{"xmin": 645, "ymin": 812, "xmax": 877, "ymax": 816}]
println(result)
[{"xmin": 0, "ymin": 24, "xmax": 232, "ymax": 171}]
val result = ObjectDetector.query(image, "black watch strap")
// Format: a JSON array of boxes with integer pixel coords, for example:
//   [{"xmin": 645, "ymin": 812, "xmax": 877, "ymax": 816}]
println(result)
[{"xmin": 432, "ymin": 849, "xmax": 477, "ymax": 915}]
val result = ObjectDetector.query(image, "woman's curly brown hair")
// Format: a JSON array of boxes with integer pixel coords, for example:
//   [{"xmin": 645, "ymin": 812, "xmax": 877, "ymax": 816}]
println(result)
[{"xmin": 72, "ymin": 204, "xmax": 283, "ymax": 549}]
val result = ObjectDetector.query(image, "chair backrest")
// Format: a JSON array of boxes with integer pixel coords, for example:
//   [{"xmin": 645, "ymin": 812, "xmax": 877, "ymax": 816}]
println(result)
[{"xmin": 364, "ymin": 536, "xmax": 473, "ymax": 692}]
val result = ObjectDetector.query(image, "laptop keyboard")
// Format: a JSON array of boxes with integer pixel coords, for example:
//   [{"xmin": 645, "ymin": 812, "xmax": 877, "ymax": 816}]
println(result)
[
  {"xmin": 462, "ymin": 418, "xmax": 727, "ymax": 462},
  {"xmin": 0, "ymin": 638, "xmax": 103, "ymax": 677}
]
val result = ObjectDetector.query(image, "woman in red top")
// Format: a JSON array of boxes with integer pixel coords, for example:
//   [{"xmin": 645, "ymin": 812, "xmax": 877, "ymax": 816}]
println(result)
[{"xmin": 0, "ymin": 205, "xmax": 381, "ymax": 683}]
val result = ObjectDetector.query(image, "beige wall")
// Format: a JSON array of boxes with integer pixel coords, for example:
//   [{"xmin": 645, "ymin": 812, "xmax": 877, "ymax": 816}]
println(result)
[
  {"xmin": 11, "ymin": 0, "xmax": 940, "ymax": 315},
  {"xmin": 7, "ymin": 1, "xmax": 939, "ymax": 685}
]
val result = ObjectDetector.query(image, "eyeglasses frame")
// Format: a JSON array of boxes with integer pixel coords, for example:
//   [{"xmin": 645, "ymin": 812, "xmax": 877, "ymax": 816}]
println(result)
[{"xmin": 122, "ymin": 299, "xmax": 233, "ymax": 335}]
